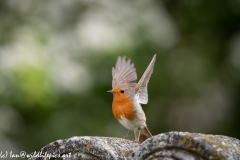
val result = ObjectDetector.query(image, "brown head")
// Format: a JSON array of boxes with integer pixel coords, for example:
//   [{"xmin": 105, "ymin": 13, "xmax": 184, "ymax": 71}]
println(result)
[{"xmin": 108, "ymin": 88, "xmax": 131, "ymax": 102}]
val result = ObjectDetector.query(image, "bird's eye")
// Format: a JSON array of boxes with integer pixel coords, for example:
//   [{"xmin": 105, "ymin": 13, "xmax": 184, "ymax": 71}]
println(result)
[{"xmin": 120, "ymin": 90, "xmax": 124, "ymax": 93}]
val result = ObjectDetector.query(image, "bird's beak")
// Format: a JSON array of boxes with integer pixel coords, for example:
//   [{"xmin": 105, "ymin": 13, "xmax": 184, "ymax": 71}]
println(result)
[{"xmin": 107, "ymin": 90, "xmax": 114, "ymax": 94}]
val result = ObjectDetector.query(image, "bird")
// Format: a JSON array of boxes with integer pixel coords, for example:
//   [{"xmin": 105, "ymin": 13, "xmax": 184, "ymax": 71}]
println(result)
[{"xmin": 108, "ymin": 54, "xmax": 156, "ymax": 143}]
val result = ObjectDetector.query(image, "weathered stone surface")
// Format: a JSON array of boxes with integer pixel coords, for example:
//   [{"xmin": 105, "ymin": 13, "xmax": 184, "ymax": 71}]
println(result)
[
  {"xmin": 28, "ymin": 132, "xmax": 240, "ymax": 160},
  {"xmin": 131, "ymin": 132, "xmax": 240, "ymax": 160},
  {"xmin": 28, "ymin": 136, "xmax": 138, "ymax": 160}
]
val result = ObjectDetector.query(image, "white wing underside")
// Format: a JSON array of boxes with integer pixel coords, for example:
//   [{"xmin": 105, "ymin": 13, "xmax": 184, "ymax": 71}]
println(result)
[
  {"xmin": 135, "ymin": 54, "xmax": 156, "ymax": 104},
  {"xmin": 112, "ymin": 56, "xmax": 137, "ymax": 91},
  {"xmin": 112, "ymin": 55, "xmax": 156, "ymax": 104}
]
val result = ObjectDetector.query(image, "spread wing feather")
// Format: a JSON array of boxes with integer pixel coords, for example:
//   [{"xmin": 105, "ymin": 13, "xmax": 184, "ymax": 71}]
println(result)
[
  {"xmin": 112, "ymin": 56, "xmax": 137, "ymax": 91},
  {"xmin": 135, "ymin": 54, "xmax": 156, "ymax": 104}
]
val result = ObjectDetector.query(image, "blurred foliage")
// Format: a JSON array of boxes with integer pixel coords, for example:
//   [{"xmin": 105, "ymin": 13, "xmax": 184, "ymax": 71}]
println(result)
[{"xmin": 0, "ymin": 0, "xmax": 239, "ymax": 154}]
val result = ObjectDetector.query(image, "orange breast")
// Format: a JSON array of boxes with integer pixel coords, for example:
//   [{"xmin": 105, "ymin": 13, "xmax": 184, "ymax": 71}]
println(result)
[{"xmin": 112, "ymin": 95, "xmax": 136, "ymax": 121}]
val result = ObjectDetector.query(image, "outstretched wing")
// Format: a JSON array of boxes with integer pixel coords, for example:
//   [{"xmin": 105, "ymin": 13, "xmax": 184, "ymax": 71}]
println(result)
[
  {"xmin": 112, "ymin": 56, "xmax": 137, "ymax": 91},
  {"xmin": 135, "ymin": 54, "xmax": 156, "ymax": 104}
]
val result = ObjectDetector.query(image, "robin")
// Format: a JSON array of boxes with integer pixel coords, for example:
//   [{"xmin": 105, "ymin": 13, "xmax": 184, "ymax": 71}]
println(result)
[{"xmin": 108, "ymin": 54, "xmax": 156, "ymax": 143}]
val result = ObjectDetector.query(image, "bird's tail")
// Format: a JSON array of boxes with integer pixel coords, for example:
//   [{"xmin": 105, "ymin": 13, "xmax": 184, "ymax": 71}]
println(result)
[{"xmin": 134, "ymin": 126, "xmax": 152, "ymax": 143}]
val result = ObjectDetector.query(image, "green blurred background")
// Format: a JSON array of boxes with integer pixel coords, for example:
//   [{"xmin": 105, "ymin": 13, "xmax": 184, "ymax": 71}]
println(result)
[{"xmin": 0, "ymin": 0, "xmax": 240, "ymax": 154}]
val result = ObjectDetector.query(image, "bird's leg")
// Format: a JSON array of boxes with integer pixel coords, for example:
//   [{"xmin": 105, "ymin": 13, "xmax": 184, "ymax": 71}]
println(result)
[
  {"xmin": 133, "ymin": 130, "xmax": 141, "ymax": 143},
  {"xmin": 137, "ymin": 130, "xmax": 141, "ymax": 143},
  {"xmin": 123, "ymin": 130, "xmax": 131, "ymax": 139}
]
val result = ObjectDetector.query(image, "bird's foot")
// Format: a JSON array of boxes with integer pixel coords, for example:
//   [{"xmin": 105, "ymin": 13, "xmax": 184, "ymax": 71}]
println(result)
[{"xmin": 132, "ymin": 139, "xmax": 140, "ymax": 144}]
